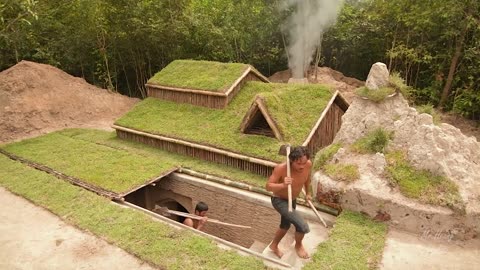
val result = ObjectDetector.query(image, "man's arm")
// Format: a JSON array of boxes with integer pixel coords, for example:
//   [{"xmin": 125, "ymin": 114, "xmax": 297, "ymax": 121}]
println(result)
[
  {"xmin": 196, "ymin": 217, "xmax": 207, "ymax": 230},
  {"xmin": 266, "ymin": 164, "xmax": 290, "ymax": 193},
  {"xmin": 183, "ymin": 217, "xmax": 193, "ymax": 227}
]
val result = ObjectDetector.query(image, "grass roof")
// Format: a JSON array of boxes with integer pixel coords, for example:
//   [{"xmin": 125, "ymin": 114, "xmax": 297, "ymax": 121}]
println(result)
[
  {"xmin": 147, "ymin": 60, "xmax": 250, "ymax": 92},
  {"xmin": 115, "ymin": 82, "xmax": 334, "ymax": 161},
  {"xmin": 1, "ymin": 129, "xmax": 266, "ymax": 194}
]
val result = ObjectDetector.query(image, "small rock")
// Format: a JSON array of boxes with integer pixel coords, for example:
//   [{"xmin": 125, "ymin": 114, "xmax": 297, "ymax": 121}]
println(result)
[{"xmin": 365, "ymin": 62, "xmax": 390, "ymax": 90}]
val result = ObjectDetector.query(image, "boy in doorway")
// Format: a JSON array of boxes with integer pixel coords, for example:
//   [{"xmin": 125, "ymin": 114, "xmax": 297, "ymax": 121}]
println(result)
[{"xmin": 183, "ymin": 201, "xmax": 209, "ymax": 230}]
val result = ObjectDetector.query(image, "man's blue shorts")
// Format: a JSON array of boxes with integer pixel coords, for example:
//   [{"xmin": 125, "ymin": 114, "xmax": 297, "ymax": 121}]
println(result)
[{"xmin": 271, "ymin": 197, "xmax": 310, "ymax": 234}]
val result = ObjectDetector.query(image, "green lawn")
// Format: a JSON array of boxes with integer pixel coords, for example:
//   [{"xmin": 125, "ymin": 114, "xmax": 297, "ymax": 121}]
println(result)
[
  {"xmin": 304, "ymin": 211, "xmax": 387, "ymax": 270},
  {"xmin": 1, "ymin": 129, "xmax": 267, "ymax": 194},
  {"xmin": 0, "ymin": 154, "xmax": 264, "ymax": 270},
  {"xmin": 147, "ymin": 60, "xmax": 250, "ymax": 92},
  {"xmin": 116, "ymin": 82, "xmax": 333, "ymax": 161}
]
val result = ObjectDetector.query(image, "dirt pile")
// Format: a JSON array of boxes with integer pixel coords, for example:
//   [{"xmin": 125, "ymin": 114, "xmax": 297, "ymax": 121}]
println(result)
[
  {"xmin": 0, "ymin": 61, "xmax": 139, "ymax": 143},
  {"xmin": 269, "ymin": 66, "xmax": 364, "ymax": 102}
]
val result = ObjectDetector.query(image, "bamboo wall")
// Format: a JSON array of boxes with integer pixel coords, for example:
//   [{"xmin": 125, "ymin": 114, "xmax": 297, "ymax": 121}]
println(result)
[
  {"xmin": 305, "ymin": 101, "xmax": 345, "ymax": 155},
  {"xmin": 147, "ymin": 86, "xmax": 226, "ymax": 109},
  {"xmin": 146, "ymin": 72, "xmax": 265, "ymax": 109},
  {"xmin": 116, "ymin": 129, "xmax": 274, "ymax": 177}
]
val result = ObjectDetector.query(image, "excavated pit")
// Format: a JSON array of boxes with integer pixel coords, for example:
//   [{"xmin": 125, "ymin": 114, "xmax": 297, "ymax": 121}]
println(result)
[
  {"xmin": 122, "ymin": 171, "xmax": 333, "ymax": 269},
  {"xmin": 124, "ymin": 172, "xmax": 293, "ymax": 247}
]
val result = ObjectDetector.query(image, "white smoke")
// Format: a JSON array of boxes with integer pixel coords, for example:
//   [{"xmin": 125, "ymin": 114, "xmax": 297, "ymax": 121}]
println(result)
[{"xmin": 280, "ymin": 0, "xmax": 343, "ymax": 78}]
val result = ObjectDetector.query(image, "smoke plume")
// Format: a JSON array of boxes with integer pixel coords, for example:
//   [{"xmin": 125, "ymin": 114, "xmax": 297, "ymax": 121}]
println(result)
[{"xmin": 280, "ymin": 0, "xmax": 343, "ymax": 78}]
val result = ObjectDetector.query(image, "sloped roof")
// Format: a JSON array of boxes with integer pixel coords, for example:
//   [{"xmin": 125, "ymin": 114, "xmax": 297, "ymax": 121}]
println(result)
[
  {"xmin": 115, "ymin": 82, "xmax": 335, "ymax": 162},
  {"xmin": 147, "ymin": 60, "xmax": 268, "ymax": 93}
]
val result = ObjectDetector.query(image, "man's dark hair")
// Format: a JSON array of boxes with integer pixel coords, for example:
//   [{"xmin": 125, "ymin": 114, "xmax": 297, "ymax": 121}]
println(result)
[
  {"xmin": 289, "ymin": 146, "xmax": 310, "ymax": 161},
  {"xmin": 195, "ymin": 201, "xmax": 209, "ymax": 212}
]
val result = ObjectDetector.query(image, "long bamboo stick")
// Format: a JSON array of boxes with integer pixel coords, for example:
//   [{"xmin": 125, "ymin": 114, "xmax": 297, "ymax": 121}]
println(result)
[
  {"xmin": 286, "ymin": 145, "xmax": 293, "ymax": 212},
  {"xmin": 154, "ymin": 206, "xmax": 251, "ymax": 229},
  {"xmin": 302, "ymin": 189, "xmax": 328, "ymax": 228}
]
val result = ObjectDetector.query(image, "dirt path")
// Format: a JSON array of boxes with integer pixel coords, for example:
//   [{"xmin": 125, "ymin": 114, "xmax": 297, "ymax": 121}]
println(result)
[
  {"xmin": 0, "ymin": 187, "xmax": 157, "ymax": 270},
  {"xmin": 381, "ymin": 229, "xmax": 480, "ymax": 270}
]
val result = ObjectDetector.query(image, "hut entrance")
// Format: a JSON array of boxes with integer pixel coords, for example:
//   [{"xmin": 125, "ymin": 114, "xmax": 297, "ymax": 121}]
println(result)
[
  {"xmin": 155, "ymin": 199, "xmax": 188, "ymax": 223},
  {"xmin": 243, "ymin": 108, "xmax": 275, "ymax": 137}
]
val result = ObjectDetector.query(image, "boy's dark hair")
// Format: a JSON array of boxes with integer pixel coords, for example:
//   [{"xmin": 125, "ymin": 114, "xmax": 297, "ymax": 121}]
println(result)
[
  {"xmin": 195, "ymin": 201, "xmax": 209, "ymax": 212},
  {"xmin": 289, "ymin": 146, "xmax": 310, "ymax": 161}
]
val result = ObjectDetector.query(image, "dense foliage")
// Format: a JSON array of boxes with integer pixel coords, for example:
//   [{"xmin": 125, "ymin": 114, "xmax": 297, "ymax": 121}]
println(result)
[{"xmin": 1, "ymin": 0, "xmax": 479, "ymax": 119}]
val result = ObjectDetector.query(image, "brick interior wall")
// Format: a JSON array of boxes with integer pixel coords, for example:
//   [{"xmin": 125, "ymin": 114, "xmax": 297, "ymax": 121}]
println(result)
[{"xmin": 139, "ymin": 175, "xmax": 281, "ymax": 248}]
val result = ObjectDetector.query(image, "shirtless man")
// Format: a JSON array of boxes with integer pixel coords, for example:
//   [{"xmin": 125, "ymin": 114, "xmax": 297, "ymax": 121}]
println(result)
[
  {"xmin": 266, "ymin": 146, "xmax": 312, "ymax": 259},
  {"xmin": 183, "ymin": 202, "xmax": 208, "ymax": 231}
]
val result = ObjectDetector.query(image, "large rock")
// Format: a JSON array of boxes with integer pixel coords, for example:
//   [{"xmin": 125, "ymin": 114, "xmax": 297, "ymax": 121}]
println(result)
[
  {"xmin": 317, "ymin": 93, "xmax": 480, "ymax": 239},
  {"xmin": 334, "ymin": 94, "xmax": 480, "ymax": 215},
  {"xmin": 365, "ymin": 62, "xmax": 390, "ymax": 90}
]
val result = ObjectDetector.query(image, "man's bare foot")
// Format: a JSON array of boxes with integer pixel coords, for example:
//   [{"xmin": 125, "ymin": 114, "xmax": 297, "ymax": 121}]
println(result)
[
  {"xmin": 295, "ymin": 244, "xmax": 310, "ymax": 259},
  {"xmin": 269, "ymin": 244, "xmax": 284, "ymax": 258}
]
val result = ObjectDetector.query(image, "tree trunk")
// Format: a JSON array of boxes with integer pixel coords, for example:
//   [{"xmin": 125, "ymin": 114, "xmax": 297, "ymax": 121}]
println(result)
[{"xmin": 439, "ymin": 23, "xmax": 468, "ymax": 108}]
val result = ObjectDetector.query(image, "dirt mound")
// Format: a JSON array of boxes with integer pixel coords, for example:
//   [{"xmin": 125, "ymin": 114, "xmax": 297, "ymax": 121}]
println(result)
[
  {"xmin": 269, "ymin": 66, "xmax": 364, "ymax": 103},
  {"xmin": 0, "ymin": 61, "xmax": 139, "ymax": 143}
]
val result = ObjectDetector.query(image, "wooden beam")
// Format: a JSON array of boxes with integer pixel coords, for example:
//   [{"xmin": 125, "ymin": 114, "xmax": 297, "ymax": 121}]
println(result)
[
  {"xmin": 154, "ymin": 206, "xmax": 251, "ymax": 229},
  {"xmin": 146, "ymin": 83, "xmax": 226, "ymax": 96}
]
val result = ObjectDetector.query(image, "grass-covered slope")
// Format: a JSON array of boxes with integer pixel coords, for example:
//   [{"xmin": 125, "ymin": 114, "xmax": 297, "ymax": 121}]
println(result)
[
  {"xmin": 0, "ymin": 154, "xmax": 264, "ymax": 270},
  {"xmin": 1, "ymin": 129, "xmax": 266, "ymax": 194},
  {"xmin": 115, "ymin": 82, "xmax": 334, "ymax": 161},
  {"xmin": 147, "ymin": 60, "xmax": 249, "ymax": 92},
  {"xmin": 303, "ymin": 211, "xmax": 387, "ymax": 270}
]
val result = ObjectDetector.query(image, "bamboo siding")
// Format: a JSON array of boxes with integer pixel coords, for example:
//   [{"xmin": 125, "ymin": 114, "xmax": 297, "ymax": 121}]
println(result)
[
  {"xmin": 115, "ymin": 129, "xmax": 275, "ymax": 177},
  {"xmin": 304, "ymin": 101, "xmax": 345, "ymax": 155},
  {"xmin": 146, "ymin": 71, "xmax": 267, "ymax": 109},
  {"xmin": 147, "ymin": 85, "xmax": 226, "ymax": 109}
]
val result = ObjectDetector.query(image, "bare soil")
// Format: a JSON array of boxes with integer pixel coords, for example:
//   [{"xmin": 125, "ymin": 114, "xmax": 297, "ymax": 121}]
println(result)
[
  {"xmin": 381, "ymin": 229, "xmax": 480, "ymax": 270},
  {"xmin": 0, "ymin": 187, "xmax": 156, "ymax": 270},
  {"xmin": 0, "ymin": 61, "xmax": 139, "ymax": 144}
]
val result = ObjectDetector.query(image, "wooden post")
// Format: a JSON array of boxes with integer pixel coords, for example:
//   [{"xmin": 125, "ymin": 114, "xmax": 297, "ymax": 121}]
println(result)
[
  {"xmin": 287, "ymin": 145, "xmax": 293, "ymax": 212},
  {"xmin": 302, "ymin": 189, "xmax": 327, "ymax": 228}
]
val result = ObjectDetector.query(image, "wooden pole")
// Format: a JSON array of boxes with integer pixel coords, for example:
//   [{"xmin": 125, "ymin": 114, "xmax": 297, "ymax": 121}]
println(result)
[
  {"xmin": 154, "ymin": 206, "xmax": 251, "ymax": 229},
  {"xmin": 287, "ymin": 145, "xmax": 293, "ymax": 212},
  {"xmin": 302, "ymin": 189, "xmax": 328, "ymax": 228}
]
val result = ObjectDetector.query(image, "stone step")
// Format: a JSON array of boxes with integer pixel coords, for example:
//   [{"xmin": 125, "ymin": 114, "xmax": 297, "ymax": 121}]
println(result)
[
  {"xmin": 249, "ymin": 240, "xmax": 268, "ymax": 253},
  {"xmin": 261, "ymin": 221, "xmax": 329, "ymax": 269}
]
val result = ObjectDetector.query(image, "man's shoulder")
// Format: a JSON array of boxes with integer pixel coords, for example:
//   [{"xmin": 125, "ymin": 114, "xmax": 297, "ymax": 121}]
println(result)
[
  {"xmin": 183, "ymin": 217, "xmax": 194, "ymax": 226},
  {"xmin": 274, "ymin": 163, "xmax": 287, "ymax": 173}
]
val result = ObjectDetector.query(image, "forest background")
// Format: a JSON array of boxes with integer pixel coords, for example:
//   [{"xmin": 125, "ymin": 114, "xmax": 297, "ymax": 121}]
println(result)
[{"xmin": 1, "ymin": 0, "xmax": 479, "ymax": 119}]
